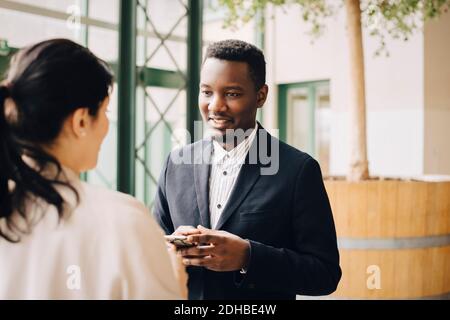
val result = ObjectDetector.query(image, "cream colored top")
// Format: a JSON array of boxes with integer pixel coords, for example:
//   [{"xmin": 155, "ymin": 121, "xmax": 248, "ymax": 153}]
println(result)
[{"xmin": 0, "ymin": 168, "xmax": 186, "ymax": 300}]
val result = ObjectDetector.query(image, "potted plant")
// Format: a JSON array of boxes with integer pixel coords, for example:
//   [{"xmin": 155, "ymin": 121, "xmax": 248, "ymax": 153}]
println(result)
[{"xmin": 217, "ymin": 0, "xmax": 450, "ymax": 299}]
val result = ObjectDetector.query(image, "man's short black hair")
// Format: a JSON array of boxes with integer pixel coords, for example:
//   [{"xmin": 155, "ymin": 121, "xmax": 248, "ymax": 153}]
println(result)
[{"xmin": 204, "ymin": 39, "xmax": 266, "ymax": 90}]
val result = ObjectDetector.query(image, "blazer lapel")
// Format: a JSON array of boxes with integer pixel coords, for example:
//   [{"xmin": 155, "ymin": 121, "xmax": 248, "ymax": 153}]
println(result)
[
  {"xmin": 215, "ymin": 126, "xmax": 269, "ymax": 230},
  {"xmin": 194, "ymin": 139, "xmax": 212, "ymax": 229}
]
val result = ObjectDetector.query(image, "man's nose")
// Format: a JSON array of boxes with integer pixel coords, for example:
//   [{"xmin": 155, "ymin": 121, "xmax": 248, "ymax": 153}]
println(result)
[{"xmin": 208, "ymin": 95, "xmax": 227, "ymax": 112}]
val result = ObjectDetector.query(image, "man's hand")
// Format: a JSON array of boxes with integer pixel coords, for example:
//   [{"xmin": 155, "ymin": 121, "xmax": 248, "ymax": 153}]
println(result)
[
  {"xmin": 180, "ymin": 225, "xmax": 250, "ymax": 272},
  {"xmin": 172, "ymin": 225, "xmax": 201, "ymax": 237}
]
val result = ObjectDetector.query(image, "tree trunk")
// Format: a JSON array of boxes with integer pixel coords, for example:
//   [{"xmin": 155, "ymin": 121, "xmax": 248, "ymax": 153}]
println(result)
[{"xmin": 345, "ymin": 0, "xmax": 369, "ymax": 181}]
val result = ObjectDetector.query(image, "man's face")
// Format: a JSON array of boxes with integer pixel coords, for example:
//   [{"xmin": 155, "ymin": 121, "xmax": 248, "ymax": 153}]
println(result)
[{"xmin": 199, "ymin": 58, "xmax": 267, "ymax": 138}]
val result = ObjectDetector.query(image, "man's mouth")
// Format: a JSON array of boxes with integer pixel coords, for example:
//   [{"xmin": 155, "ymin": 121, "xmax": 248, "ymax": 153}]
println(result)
[{"xmin": 208, "ymin": 117, "xmax": 233, "ymax": 128}]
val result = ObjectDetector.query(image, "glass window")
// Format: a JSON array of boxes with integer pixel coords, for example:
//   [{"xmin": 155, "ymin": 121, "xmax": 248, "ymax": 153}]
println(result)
[
  {"xmin": 281, "ymin": 81, "xmax": 331, "ymax": 176},
  {"xmin": 88, "ymin": 0, "xmax": 119, "ymax": 24},
  {"xmin": 87, "ymin": 83, "xmax": 118, "ymax": 189},
  {"xmin": 287, "ymin": 88, "xmax": 311, "ymax": 153},
  {"xmin": 11, "ymin": 0, "xmax": 80, "ymax": 13},
  {"xmin": 0, "ymin": 1, "xmax": 119, "ymax": 190},
  {"xmin": 87, "ymin": 26, "xmax": 118, "ymax": 62},
  {"xmin": 315, "ymin": 85, "xmax": 331, "ymax": 175},
  {"xmin": 0, "ymin": 9, "xmax": 77, "ymax": 48},
  {"xmin": 0, "ymin": 0, "xmax": 193, "ymax": 206},
  {"xmin": 142, "ymin": 0, "xmax": 187, "ymax": 38},
  {"xmin": 134, "ymin": 0, "xmax": 189, "ymax": 207}
]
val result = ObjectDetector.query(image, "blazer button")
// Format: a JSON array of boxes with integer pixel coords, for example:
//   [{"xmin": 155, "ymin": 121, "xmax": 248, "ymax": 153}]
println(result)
[
  {"xmin": 223, "ymin": 171, "xmax": 227, "ymax": 176},
  {"xmin": 217, "ymin": 204, "xmax": 222, "ymax": 209}
]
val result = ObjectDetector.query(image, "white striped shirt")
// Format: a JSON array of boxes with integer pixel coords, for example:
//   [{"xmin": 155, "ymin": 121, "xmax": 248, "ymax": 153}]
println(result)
[{"xmin": 209, "ymin": 123, "xmax": 258, "ymax": 229}]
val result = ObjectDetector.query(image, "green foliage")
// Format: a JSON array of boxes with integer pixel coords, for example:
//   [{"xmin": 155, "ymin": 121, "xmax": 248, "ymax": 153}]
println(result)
[
  {"xmin": 218, "ymin": 0, "xmax": 336, "ymax": 37},
  {"xmin": 217, "ymin": 0, "xmax": 450, "ymax": 56},
  {"xmin": 364, "ymin": 0, "xmax": 450, "ymax": 56}
]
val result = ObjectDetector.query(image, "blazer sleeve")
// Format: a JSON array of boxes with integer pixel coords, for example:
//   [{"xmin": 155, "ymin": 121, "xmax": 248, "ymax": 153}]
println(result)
[
  {"xmin": 237, "ymin": 157, "xmax": 342, "ymax": 296},
  {"xmin": 153, "ymin": 154, "xmax": 175, "ymax": 235}
]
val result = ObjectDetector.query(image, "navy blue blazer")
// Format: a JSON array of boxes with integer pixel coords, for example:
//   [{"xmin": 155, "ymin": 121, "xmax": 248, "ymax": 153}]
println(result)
[{"xmin": 153, "ymin": 125, "xmax": 341, "ymax": 299}]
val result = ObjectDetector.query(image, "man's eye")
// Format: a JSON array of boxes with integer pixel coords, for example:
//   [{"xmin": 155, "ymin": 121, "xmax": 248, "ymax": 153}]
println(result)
[
  {"xmin": 202, "ymin": 91, "xmax": 212, "ymax": 97},
  {"xmin": 226, "ymin": 92, "xmax": 241, "ymax": 97}
]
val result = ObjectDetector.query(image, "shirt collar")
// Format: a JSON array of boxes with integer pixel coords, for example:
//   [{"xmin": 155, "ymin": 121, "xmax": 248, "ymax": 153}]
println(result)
[{"xmin": 212, "ymin": 122, "xmax": 258, "ymax": 165}]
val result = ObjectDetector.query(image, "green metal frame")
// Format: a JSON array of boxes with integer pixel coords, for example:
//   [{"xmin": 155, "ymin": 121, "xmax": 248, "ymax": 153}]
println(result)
[
  {"xmin": 117, "ymin": 0, "xmax": 137, "ymax": 195},
  {"xmin": 108, "ymin": 63, "xmax": 185, "ymax": 89},
  {"xmin": 131, "ymin": 0, "xmax": 203, "ymax": 206},
  {"xmin": 278, "ymin": 80, "xmax": 329, "ymax": 157},
  {"xmin": 140, "ymin": 0, "xmax": 150, "ymax": 206},
  {"xmin": 80, "ymin": 0, "xmax": 89, "ymax": 46},
  {"xmin": 187, "ymin": 0, "xmax": 203, "ymax": 142},
  {"xmin": 140, "ymin": 66, "xmax": 186, "ymax": 89}
]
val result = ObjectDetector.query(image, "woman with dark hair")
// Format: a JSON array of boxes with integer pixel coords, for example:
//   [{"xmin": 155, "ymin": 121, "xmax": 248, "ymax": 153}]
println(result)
[{"xmin": 0, "ymin": 39, "xmax": 186, "ymax": 299}]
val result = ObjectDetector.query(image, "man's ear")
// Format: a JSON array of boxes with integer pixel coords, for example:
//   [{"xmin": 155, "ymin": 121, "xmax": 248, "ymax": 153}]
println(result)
[
  {"xmin": 257, "ymin": 84, "xmax": 268, "ymax": 108},
  {"xmin": 71, "ymin": 107, "xmax": 89, "ymax": 138}
]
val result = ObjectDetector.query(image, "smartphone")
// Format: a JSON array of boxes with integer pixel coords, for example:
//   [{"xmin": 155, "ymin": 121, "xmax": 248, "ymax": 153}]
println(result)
[{"xmin": 164, "ymin": 235, "xmax": 195, "ymax": 247}]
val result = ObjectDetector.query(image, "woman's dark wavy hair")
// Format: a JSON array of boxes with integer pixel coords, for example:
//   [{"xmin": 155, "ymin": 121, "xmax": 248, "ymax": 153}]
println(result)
[{"xmin": 0, "ymin": 39, "xmax": 113, "ymax": 242}]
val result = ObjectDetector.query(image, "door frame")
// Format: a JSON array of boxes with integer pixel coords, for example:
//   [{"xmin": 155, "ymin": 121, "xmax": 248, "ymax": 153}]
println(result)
[{"xmin": 277, "ymin": 79, "xmax": 329, "ymax": 158}]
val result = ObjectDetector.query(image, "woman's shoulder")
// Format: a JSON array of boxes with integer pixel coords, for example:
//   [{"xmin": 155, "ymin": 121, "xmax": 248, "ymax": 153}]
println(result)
[
  {"xmin": 76, "ymin": 182, "xmax": 155, "ymax": 227},
  {"xmin": 80, "ymin": 181, "xmax": 143, "ymax": 206}
]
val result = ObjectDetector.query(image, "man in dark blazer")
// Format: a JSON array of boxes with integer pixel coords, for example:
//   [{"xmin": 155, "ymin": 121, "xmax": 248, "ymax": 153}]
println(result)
[{"xmin": 153, "ymin": 39, "xmax": 341, "ymax": 300}]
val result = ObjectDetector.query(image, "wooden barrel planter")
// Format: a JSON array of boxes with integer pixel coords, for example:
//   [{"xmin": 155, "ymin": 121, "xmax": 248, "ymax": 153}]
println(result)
[{"xmin": 324, "ymin": 179, "xmax": 450, "ymax": 299}]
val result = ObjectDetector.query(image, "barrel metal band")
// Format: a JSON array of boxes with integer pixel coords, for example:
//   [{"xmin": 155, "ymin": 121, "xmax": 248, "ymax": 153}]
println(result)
[
  {"xmin": 338, "ymin": 234, "xmax": 450, "ymax": 250},
  {"xmin": 297, "ymin": 291, "xmax": 450, "ymax": 300}
]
